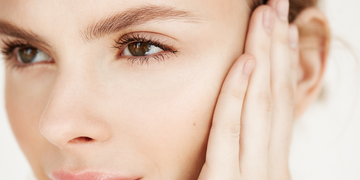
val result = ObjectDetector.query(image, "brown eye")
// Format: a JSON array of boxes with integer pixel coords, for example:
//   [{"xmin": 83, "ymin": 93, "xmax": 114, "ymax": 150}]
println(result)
[
  {"xmin": 18, "ymin": 47, "xmax": 37, "ymax": 63},
  {"xmin": 16, "ymin": 47, "xmax": 51, "ymax": 64},
  {"xmin": 128, "ymin": 42, "xmax": 150, "ymax": 56},
  {"xmin": 124, "ymin": 42, "xmax": 163, "ymax": 57}
]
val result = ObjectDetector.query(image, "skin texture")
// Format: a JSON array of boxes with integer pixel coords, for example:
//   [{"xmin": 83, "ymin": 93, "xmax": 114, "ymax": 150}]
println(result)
[{"xmin": 0, "ymin": 0, "xmax": 330, "ymax": 179}]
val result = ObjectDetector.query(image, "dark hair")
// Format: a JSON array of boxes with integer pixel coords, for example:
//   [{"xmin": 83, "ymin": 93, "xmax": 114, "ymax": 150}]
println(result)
[{"xmin": 253, "ymin": 0, "xmax": 319, "ymax": 22}]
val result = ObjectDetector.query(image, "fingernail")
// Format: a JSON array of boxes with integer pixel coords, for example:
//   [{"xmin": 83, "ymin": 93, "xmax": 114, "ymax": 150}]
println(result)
[
  {"xmin": 243, "ymin": 59, "xmax": 256, "ymax": 77},
  {"xmin": 277, "ymin": 0, "xmax": 289, "ymax": 21},
  {"xmin": 263, "ymin": 9, "xmax": 275, "ymax": 34},
  {"xmin": 288, "ymin": 25, "xmax": 299, "ymax": 49}
]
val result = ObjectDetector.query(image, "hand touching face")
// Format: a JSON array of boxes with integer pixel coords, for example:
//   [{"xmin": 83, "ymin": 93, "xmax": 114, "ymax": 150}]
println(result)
[
  {"xmin": 197, "ymin": 0, "xmax": 331, "ymax": 179},
  {"xmin": 199, "ymin": 0, "xmax": 297, "ymax": 179},
  {"xmin": 0, "ymin": 0, "xmax": 329, "ymax": 179},
  {"xmin": 1, "ymin": 0, "xmax": 251, "ymax": 179}
]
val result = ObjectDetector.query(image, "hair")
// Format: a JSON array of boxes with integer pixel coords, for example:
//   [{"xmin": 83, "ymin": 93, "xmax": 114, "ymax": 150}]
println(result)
[{"xmin": 252, "ymin": 0, "xmax": 319, "ymax": 22}]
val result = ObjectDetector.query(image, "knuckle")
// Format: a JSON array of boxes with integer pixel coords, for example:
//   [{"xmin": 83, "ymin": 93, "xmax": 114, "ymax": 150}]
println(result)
[
  {"xmin": 230, "ymin": 88, "xmax": 246, "ymax": 100},
  {"xmin": 220, "ymin": 88, "xmax": 246, "ymax": 101},
  {"xmin": 256, "ymin": 91, "xmax": 273, "ymax": 114},
  {"xmin": 212, "ymin": 117, "xmax": 241, "ymax": 139},
  {"xmin": 274, "ymin": 32, "xmax": 288, "ymax": 45},
  {"xmin": 273, "ymin": 82, "xmax": 295, "ymax": 106},
  {"xmin": 259, "ymin": 41, "xmax": 271, "ymax": 54},
  {"xmin": 221, "ymin": 121, "xmax": 241, "ymax": 139}
]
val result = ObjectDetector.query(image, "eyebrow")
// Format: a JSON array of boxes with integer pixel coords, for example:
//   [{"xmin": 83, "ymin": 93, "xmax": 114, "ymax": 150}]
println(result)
[
  {"xmin": 0, "ymin": 5, "xmax": 199, "ymax": 46},
  {"xmin": 0, "ymin": 21, "xmax": 50, "ymax": 46},
  {"xmin": 82, "ymin": 5, "xmax": 200, "ymax": 42}
]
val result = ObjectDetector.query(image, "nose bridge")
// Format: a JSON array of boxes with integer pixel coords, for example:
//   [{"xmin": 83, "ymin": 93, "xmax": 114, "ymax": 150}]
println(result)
[{"xmin": 39, "ymin": 65, "xmax": 112, "ymax": 148}]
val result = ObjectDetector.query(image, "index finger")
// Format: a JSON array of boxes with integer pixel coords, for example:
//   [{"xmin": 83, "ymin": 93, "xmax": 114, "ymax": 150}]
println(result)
[{"xmin": 198, "ymin": 54, "xmax": 255, "ymax": 180}]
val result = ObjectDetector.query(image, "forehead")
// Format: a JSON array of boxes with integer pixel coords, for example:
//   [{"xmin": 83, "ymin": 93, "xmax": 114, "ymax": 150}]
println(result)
[
  {"xmin": 0, "ymin": 0, "xmax": 252, "ymax": 56},
  {"xmin": 0, "ymin": 0, "xmax": 250, "ymax": 29}
]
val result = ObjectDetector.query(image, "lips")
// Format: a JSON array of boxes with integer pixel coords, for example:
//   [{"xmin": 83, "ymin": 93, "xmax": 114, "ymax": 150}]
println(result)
[{"xmin": 52, "ymin": 171, "xmax": 141, "ymax": 180}]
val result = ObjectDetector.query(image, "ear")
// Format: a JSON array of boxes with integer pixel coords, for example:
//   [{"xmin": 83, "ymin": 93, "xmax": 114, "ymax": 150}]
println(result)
[{"xmin": 292, "ymin": 7, "xmax": 331, "ymax": 118}]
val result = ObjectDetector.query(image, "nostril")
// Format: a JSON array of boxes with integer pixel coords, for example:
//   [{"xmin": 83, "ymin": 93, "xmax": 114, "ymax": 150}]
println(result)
[{"xmin": 68, "ymin": 136, "xmax": 94, "ymax": 144}]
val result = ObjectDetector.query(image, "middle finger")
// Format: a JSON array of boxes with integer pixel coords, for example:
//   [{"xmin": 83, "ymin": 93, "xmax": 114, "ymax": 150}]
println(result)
[
  {"xmin": 240, "ymin": 5, "xmax": 275, "ymax": 180},
  {"xmin": 265, "ymin": 1, "xmax": 294, "ymax": 179}
]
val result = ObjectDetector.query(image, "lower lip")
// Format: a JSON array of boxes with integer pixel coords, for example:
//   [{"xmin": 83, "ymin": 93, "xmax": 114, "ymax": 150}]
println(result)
[{"xmin": 52, "ymin": 171, "xmax": 141, "ymax": 180}]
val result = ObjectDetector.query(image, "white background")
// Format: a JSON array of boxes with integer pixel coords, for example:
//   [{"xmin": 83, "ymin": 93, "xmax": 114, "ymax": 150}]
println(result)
[{"xmin": 1, "ymin": 0, "xmax": 360, "ymax": 179}]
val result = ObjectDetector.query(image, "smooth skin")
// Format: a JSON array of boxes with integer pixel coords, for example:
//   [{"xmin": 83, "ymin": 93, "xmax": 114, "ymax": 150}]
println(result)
[{"xmin": 0, "ymin": 0, "xmax": 330, "ymax": 179}]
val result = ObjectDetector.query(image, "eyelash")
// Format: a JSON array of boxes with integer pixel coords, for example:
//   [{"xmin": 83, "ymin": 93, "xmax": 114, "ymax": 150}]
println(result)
[
  {"xmin": 1, "ymin": 39, "xmax": 31, "ymax": 60},
  {"xmin": 0, "ymin": 33, "xmax": 177, "ymax": 70},
  {"xmin": 0, "ymin": 39, "xmax": 35, "ymax": 70},
  {"xmin": 114, "ymin": 33, "xmax": 177, "ymax": 65}
]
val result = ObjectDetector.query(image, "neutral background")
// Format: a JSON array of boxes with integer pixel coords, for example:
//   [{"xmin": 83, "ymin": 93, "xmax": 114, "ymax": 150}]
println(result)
[{"xmin": 1, "ymin": 1, "xmax": 360, "ymax": 179}]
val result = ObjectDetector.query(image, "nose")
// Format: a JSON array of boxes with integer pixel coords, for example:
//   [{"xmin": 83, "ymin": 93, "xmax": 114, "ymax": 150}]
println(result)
[{"xmin": 39, "ymin": 70, "xmax": 112, "ymax": 148}]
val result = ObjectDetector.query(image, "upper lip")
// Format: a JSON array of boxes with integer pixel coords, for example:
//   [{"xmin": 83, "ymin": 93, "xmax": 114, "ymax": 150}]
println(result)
[{"xmin": 51, "ymin": 170, "xmax": 141, "ymax": 180}]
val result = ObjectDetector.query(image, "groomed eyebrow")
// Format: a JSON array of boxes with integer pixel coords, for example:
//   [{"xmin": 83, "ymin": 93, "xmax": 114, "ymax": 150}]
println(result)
[
  {"xmin": 82, "ymin": 5, "xmax": 200, "ymax": 42},
  {"xmin": 0, "ymin": 21, "xmax": 50, "ymax": 46}
]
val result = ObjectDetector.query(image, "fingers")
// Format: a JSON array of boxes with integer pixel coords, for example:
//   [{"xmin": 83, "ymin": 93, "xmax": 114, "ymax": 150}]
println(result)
[
  {"xmin": 266, "ymin": 0, "xmax": 297, "ymax": 179},
  {"xmin": 267, "ymin": 0, "xmax": 292, "ymax": 158},
  {"xmin": 198, "ymin": 54, "xmax": 255, "ymax": 180},
  {"xmin": 269, "ymin": 0, "xmax": 291, "ymax": 89},
  {"xmin": 239, "ymin": 5, "xmax": 275, "ymax": 180},
  {"xmin": 199, "ymin": 1, "xmax": 298, "ymax": 179}
]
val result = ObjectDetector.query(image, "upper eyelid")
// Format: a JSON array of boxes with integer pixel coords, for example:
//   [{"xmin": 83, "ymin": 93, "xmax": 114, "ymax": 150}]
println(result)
[
  {"xmin": 116, "ymin": 31, "xmax": 179, "ymax": 43},
  {"xmin": 113, "ymin": 32, "xmax": 178, "ymax": 51},
  {"xmin": 114, "ymin": 36, "xmax": 165, "ymax": 50}
]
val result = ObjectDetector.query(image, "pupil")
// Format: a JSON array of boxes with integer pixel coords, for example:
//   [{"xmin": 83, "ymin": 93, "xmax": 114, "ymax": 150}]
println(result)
[
  {"xmin": 18, "ymin": 47, "xmax": 37, "ymax": 63},
  {"xmin": 128, "ymin": 42, "xmax": 151, "ymax": 56}
]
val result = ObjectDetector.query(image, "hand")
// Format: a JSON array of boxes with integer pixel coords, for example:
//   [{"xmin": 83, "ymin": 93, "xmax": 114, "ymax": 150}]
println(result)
[{"xmin": 197, "ymin": 0, "xmax": 299, "ymax": 179}]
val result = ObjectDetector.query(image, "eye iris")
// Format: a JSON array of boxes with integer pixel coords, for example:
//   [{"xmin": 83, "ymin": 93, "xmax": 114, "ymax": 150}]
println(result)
[
  {"xmin": 128, "ymin": 42, "xmax": 151, "ymax": 56},
  {"xmin": 18, "ymin": 47, "xmax": 37, "ymax": 63}
]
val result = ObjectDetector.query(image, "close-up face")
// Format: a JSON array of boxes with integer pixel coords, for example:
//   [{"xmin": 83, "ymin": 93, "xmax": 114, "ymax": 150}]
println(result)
[{"xmin": 0, "ymin": 0, "xmax": 253, "ymax": 179}]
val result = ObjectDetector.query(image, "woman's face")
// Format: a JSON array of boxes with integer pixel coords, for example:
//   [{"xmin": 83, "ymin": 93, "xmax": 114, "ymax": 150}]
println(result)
[{"xmin": 0, "ymin": 0, "xmax": 251, "ymax": 179}]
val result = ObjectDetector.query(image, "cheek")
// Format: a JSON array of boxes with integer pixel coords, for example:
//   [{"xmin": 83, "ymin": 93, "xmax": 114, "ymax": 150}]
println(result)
[
  {"xmin": 102, "ymin": 54, "xmax": 232, "ymax": 178},
  {"xmin": 5, "ymin": 67, "xmax": 57, "ymax": 173}
]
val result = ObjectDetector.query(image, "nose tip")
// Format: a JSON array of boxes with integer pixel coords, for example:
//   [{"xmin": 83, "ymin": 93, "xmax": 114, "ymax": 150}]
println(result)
[
  {"xmin": 40, "ymin": 114, "xmax": 112, "ymax": 148},
  {"xmin": 39, "ymin": 102, "xmax": 112, "ymax": 148}
]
